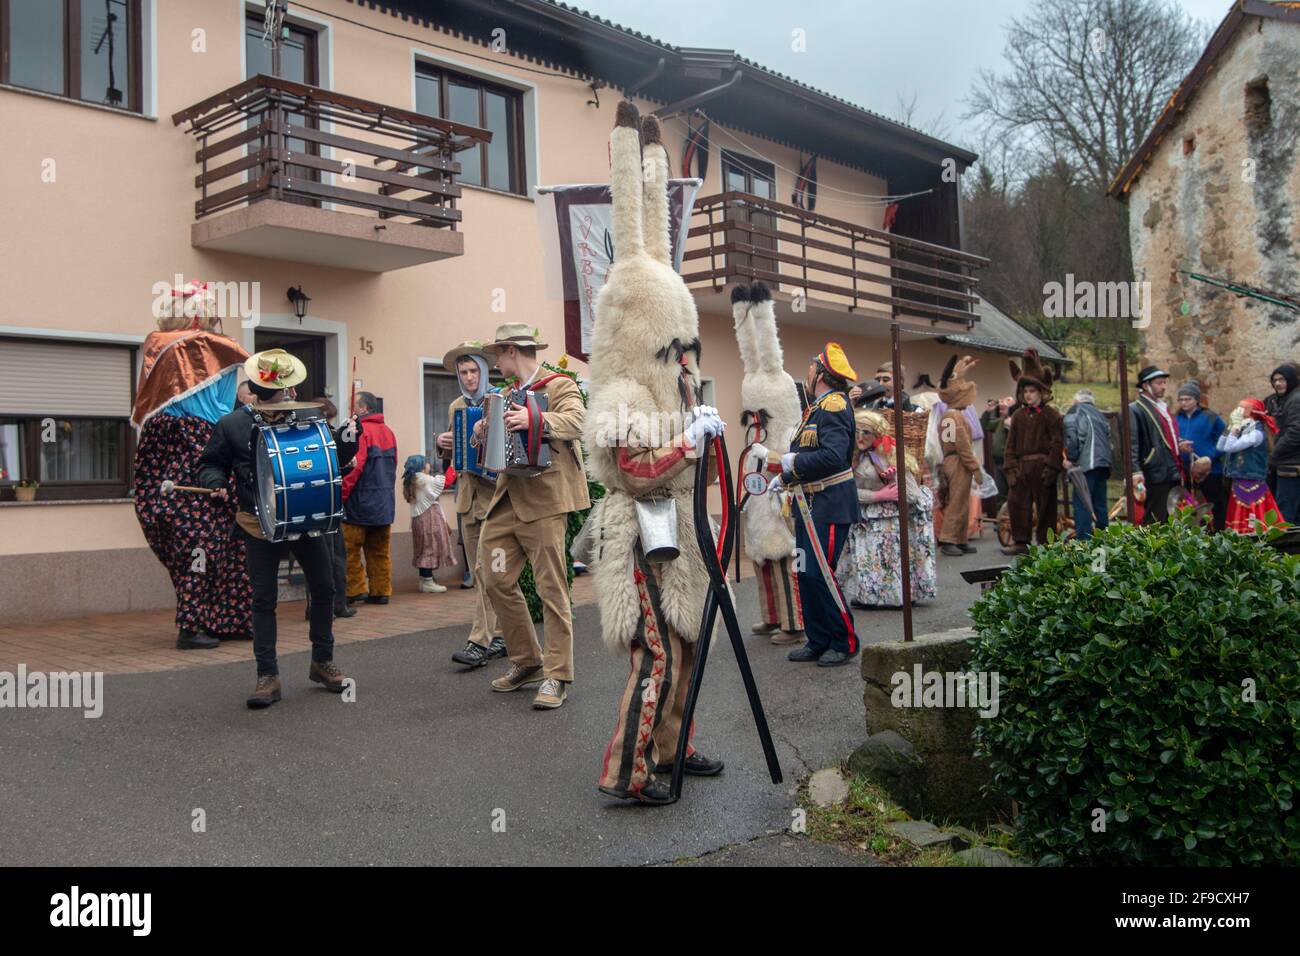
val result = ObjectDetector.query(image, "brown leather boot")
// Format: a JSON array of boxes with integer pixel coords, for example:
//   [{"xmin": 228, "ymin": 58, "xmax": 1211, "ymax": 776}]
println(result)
[
  {"xmin": 309, "ymin": 660, "xmax": 348, "ymax": 693},
  {"xmin": 246, "ymin": 674, "xmax": 281, "ymax": 709}
]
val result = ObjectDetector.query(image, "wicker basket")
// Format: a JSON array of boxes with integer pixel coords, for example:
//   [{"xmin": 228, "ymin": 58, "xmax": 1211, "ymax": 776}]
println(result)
[{"xmin": 882, "ymin": 408, "xmax": 929, "ymax": 466}]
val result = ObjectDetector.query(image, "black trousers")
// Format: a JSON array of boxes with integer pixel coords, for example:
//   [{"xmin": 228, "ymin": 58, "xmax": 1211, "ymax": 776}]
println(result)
[
  {"xmin": 1199, "ymin": 473, "xmax": 1229, "ymax": 532},
  {"xmin": 1142, "ymin": 481, "xmax": 1179, "ymax": 524},
  {"xmin": 305, "ymin": 528, "xmax": 348, "ymax": 612},
  {"xmin": 241, "ymin": 530, "xmax": 336, "ymax": 676}
]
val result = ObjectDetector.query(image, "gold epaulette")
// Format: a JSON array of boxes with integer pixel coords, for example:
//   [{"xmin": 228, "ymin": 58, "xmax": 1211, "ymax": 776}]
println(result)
[{"xmin": 817, "ymin": 392, "xmax": 848, "ymax": 413}]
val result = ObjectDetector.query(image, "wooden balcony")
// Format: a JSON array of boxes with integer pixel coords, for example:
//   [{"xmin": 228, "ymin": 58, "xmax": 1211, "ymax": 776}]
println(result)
[
  {"xmin": 683, "ymin": 192, "xmax": 987, "ymax": 334},
  {"xmin": 172, "ymin": 75, "xmax": 491, "ymax": 272}
]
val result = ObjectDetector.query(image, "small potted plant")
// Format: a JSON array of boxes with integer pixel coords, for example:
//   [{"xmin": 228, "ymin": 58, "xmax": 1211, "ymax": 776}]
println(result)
[{"xmin": 14, "ymin": 479, "xmax": 38, "ymax": 503}]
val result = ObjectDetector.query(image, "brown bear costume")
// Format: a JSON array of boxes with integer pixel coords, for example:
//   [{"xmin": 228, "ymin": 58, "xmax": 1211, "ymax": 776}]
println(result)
[
  {"xmin": 1002, "ymin": 349, "xmax": 1065, "ymax": 549},
  {"xmin": 937, "ymin": 355, "xmax": 983, "ymax": 551}
]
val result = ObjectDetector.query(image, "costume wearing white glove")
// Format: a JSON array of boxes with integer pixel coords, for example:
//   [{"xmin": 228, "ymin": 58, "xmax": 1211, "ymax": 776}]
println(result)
[
  {"xmin": 684, "ymin": 407, "xmax": 725, "ymax": 447},
  {"xmin": 749, "ymin": 443, "xmax": 771, "ymax": 471},
  {"xmin": 768, "ymin": 475, "xmax": 784, "ymax": 496},
  {"xmin": 780, "ymin": 451, "xmax": 797, "ymax": 473}
]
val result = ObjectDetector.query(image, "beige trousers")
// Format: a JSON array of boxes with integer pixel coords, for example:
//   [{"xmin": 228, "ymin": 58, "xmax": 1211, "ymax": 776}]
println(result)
[
  {"xmin": 479, "ymin": 494, "xmax": 574, "ymax": 681},
  {"xmin": 460, "ymin": 513, "xmax": 501, "ymax": 648}
]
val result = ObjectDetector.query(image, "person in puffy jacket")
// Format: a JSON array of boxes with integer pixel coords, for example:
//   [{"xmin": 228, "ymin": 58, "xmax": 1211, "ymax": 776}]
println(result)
[
  {"xmin": 342, "ymin": 391, "xmax": 397, "ymax": 605},
  {"xmin": 1063, "ymin": 389, "xmax": 1112, "ymax": 540}
]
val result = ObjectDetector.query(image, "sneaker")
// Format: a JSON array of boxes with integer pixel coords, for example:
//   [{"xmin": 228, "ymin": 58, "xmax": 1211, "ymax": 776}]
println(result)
[
  {"xmin": 491, "ymin": 663, "xmax": 543, "ymax": 692},
  {"xmin": 334, "ymin": 605, "xmax": 357, "ymax": 619},
  {"xmin": 598, "ymin": 780, "xmax": 677, "ymax": 806},
  {"xmin": 418, "ymin": 577, "xmax": 447, "ymax": 593},
  {"xmin": 486, "ymin": 636, "xmax": 508, "ymax": 660},
  {"xmin": 176, "ymin": 628, "xmax": 219, "ymax": 650},
  {"xmin": 246, "ymin": 674, "xmax": 281, "ymax": 709},
  {"xmin": 817, "ymin": 648, "xmax": 856, "ymax": 668},
  {"xmin": 654, "ymin": 752, "xmax": 724, "ymax": 776},
  {"xmin": 533, "ymin": 677, "xmax": 567, "ymax": 710},
  {"xmin": 751, "ymin": 622, "xmax": 779, "ymax": 635},
  {"xmin": 451, "ymin": 641, "xmax": 490, "ymax": 668},
  {"xmin": 771, "ymin": 629, "xmax": 804, "ymax": 646},
  {"xmin": 309, "ymin": 660, "xmax": 348, "ymax": 693},
  {"xmin": 787, "ymin": 644, "xmax": 823, "ymax": 663}
]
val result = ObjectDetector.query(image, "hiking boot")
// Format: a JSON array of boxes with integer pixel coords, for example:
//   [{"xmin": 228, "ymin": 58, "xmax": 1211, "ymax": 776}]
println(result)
[
  {"xmin": 491, "ymin": 663, "xmax": 543, "ymax": 692},
  {"xmin": 654, "ymin": 752, "xmax": 724, "ymax": 777},
  {"xmin": 246, "ymin": 674, "xmax": 281, "ymax": 709},
  {"xmin": 751, "ymin": 621, "xmax": 779, "ymax": 635},
  {"xmin": 365, "ymin": 595, "xmax": 389, "ymax": 605},
  {"xmin": 334, "ymin": 604, "xmax": 357, "ymax": 619},
  {"xmin": 1000, "ymin": 543, "xmax": 1029, "ymax": 556},
  {"xmin": 346, "ymin": 593, "xmax": 367, "ymax": 605},
  {"xmin": 486, "ymin": 636, "xmax": 508, "ymax": 660},
  {"xmin": 177, "ymin": 628, "xmax": 219, "ymax": 650},
  {"xmin": 533, "ymin": 678, "xmax": 567, "ymax": 710},
  {"xmin": 787, "ymin": 644, "xmax": 823, "ymax": 663},
  {"xmin": 309, "ymin": 660, "xmax": 348, "ymax": 693},
  {"xmin": 817, "ymin": 648, "xmax": 856, "ymax": 668},
  {"xmin": 940, "ymin": 543, "xmax": 964, "ymax": 556},
  {"xmin": 771, "ymin": 629, "xmax": 804, "ymax": 646},
  {"xmin": 959, "ymin": 543, "xmax": 978, "ymax": 554},
  {"xmin": 451, "ymin": 641, "xmax": 491, "ymax": 668},
  {"xmin": 598, "ymin": 780, "xmax": 677, "ymax": 806},
  {"xmin": 418, "ymin": 577, "xmax": 447, "ymax": 593}
]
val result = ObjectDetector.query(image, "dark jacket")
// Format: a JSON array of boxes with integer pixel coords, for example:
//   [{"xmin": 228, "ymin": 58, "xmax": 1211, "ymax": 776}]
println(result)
[
  {"xmin": 1272, "ymin": 387, "xmax": 1300, "ymax": 475},
  {"xmin": 342, "ymin": 412, "xmax": 397, "ymax": 526},
  {"xmin": 1064, "ymin": 401, "xmax": 1112, "ymax": 472},
  {"xmin": 783, "ymin": 389, "xmax": 860, "ymax": 525},
  {"xmin": 1128, "ymin": 394, "xmax": 1181, "ymax": 485},
  {"xmin": 197, "ymin": 405, "xmax": 264, "ymax": 517}
]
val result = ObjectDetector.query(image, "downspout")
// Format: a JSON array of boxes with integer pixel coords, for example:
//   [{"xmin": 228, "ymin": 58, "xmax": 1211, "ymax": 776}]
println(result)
[
  {"xmin": 653, "ymin": 68, "xmax": 743, "ymax": 118},
  {"xmin": 626, "ymin": 57, "xmax": 665, "ymax": 98}
]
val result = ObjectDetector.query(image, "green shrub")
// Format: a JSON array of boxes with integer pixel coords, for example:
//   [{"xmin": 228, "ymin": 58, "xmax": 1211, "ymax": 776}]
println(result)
[{"xmin": 969, "ymin": 518, "xmax": 1300, "ymax": 865}]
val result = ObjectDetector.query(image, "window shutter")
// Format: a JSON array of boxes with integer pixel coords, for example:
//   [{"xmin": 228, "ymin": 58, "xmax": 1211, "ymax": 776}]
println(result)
[{"xmin": 0, "ymin": 339, "xmax": 134, "ymax": 418}]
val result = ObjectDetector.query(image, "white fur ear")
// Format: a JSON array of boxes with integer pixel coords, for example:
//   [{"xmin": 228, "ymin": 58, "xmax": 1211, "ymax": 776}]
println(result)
[{"xmin": 609, "ymin": 102, "xmax": 645, "ymax": 260}]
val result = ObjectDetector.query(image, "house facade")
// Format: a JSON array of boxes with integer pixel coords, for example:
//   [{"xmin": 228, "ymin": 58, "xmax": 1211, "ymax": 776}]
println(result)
[
  {"xmin": 1, "ymin": 0, "xmax": 999, "ymax": 622},
  {"xmin": 1109, "ymin": 0, "xmax": 1300, "ymax": 407}
]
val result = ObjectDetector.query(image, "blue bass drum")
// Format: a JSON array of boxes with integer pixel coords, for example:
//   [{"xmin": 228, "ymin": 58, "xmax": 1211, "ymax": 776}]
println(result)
[{"xmin": 253, "ymin": 418, "xmax": 343, "ymax": 542}]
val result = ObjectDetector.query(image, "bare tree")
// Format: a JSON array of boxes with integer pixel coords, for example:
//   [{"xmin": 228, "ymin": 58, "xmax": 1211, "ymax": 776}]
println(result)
[
  {"xmin": 967, "ymin": 0, "xmax": 1205, "ymax": 194},
  {"xmin": 893, "ymin": 88, "xmax": 955, "ymax": 143}
]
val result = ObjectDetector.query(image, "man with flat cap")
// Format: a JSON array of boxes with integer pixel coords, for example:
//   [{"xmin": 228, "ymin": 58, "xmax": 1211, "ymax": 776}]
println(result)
[
  {"xmin": 772, "ymin": 342, "xmax": 861, "ymax": 667},
  {"xmin": 1129, "ymin": 365, "xmax": 1184, "ymax": 524}
]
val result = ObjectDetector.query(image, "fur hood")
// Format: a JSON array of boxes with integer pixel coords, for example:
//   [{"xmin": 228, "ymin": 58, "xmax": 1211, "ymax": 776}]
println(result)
[
  {"xmin": 937, "ymin": 354, "xmax": 978, "ymax": 410},
  {"xmin": 1010, "ymin": 348, "xmax": 1054, "ymax": 400}
]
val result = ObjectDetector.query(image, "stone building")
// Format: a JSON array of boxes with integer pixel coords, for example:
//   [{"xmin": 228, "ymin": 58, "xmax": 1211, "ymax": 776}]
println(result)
[{"xmin": 1109, "ymin": 0, "xmax": 1300, "ymax": 407}]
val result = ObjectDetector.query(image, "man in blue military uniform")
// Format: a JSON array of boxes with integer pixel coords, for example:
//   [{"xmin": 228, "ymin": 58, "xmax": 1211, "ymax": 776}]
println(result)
[{"xmin": 771, "ymin": 342, "xmax": 861, "ymax": 667}]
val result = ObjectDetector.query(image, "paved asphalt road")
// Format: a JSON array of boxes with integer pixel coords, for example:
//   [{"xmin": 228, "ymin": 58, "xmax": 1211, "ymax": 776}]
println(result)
[{"xmin": 1, "ymin": 553, "xmax": 985, "ymax": 866}]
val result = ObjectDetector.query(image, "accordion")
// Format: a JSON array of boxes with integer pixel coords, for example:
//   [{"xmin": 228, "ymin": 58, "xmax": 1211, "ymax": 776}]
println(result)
[
  {"xmin": 452, "ymin": 404, "xmax": 489, "ymax": 477},
  {"xmin": 483, "ymin": 387, "xmax": 552, "ymax": 477}
]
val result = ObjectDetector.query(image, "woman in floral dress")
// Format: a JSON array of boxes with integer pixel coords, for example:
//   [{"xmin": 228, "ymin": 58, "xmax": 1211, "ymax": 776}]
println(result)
[{"xmin": 837, "ymin": 409, "xmax": 937, "ymax": 607}]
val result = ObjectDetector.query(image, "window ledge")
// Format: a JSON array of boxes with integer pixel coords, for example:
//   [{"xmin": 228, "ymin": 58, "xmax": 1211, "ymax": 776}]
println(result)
[
  {"xmin": 0, "ymin": 497, "xmax": 135, "ymax": 508},
  {"xmin": 0, "ymin": 83, "xmax": 155, "ymax": 121},
  {"xmin": 460, "ymin": 182, "xmax": 534, "ymax": 203}
]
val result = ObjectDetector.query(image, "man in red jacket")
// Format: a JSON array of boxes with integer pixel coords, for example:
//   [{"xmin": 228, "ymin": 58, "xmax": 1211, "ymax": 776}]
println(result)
[{"xmin": 342, "ymin": 391, "xmax": 398, "ymax": 604}]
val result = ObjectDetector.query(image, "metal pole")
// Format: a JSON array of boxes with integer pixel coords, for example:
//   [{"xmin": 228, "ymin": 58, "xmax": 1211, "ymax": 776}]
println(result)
[
  {"xmin": 891, "ymin": 322, "xmax": 914, "ymax": 643},
  {"xmin": 1118, "ymin": 340, "xmax": 1135, "ymax": 523}
]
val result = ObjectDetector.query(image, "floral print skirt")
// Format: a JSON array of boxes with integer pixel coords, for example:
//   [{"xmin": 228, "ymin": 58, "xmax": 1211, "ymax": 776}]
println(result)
[
  {"xmin": 836, "ymin": 485, "xmax": 938, "ymax": 607},
  {"xmin": 133, "ymin": 414, "xmax": 252, "ymax": 636}
]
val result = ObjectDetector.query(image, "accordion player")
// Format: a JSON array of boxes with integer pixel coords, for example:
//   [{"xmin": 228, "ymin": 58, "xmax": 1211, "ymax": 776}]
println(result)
[{"xmin": 489, "ymin": 386, "xmax": 552, "ymax": 477}]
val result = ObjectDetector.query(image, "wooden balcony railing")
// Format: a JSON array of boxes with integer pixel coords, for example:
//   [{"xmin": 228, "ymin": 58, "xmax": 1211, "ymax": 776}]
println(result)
[
  {"xmin": 683, "ymin": 192, "xmax": 988, "ymax": 324},
  {"xmin": 171, "ymin": 74, "xmax": 491, "ymax": 229}
]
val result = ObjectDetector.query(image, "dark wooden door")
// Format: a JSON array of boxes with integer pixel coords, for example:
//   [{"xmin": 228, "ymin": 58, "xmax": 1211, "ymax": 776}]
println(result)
[{"xmin": 254, "ymin": 331, "xmax": 327, "ymax": 403}]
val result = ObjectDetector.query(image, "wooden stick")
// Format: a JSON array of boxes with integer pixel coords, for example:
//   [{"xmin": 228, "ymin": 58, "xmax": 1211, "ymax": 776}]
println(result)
[{"xmin": 159, "ymin": 480, "xmax": 216, "ymax": 496}]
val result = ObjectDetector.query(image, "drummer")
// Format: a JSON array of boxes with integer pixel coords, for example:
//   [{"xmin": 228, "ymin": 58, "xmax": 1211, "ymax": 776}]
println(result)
[{"xmin": 197, "ymin": 349, "xmax": 351, "ymax": 709}]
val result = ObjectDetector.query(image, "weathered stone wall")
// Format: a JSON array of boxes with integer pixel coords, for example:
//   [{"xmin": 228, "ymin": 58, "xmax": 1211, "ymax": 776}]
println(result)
[{"xmin": 1127, "ymin": 17, "xmax": 1300, "ymax": 407}]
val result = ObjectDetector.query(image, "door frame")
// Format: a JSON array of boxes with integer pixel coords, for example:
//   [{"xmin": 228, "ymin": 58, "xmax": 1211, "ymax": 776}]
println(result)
[{"xmin": 243, "ymin": 313, "xmax": 347, "ymax": 409}]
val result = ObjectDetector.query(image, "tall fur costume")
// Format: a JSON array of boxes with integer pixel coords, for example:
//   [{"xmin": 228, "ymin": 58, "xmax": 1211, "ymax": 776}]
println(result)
[
  {"xmin": 935, "ymin": 355, "xmax": 982, "ymax": 546},
  {"xmin": 582, "ymin": 102, "xmax": 716, "ymax": 652},
  {"xmin": 1003, "ymin": 349, "xmax": 1065, "ymax": 545},
  {"xmin": 732, "ymin": 282, "xmax": 800, "ymax": 562}
]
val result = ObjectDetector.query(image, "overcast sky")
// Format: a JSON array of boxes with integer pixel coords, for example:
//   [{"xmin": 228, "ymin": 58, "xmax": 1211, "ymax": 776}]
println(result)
[{"xmin": 572, "ymin": 0, "xmax": 1232, "ymax": 150}]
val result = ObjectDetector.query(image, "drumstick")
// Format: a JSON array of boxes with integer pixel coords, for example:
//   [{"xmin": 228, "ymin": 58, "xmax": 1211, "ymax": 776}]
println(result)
[{"xmin": 159, "ymin": 479, "xmax": 217, "ymax": 496}]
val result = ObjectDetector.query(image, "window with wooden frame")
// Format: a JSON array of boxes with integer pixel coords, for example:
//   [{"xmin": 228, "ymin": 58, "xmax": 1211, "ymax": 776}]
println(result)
[
  {"xmin": 415, "ymin": 62, "xmax": 524, "ymax": 195},
  {"xmin": 0, "ymin": 338, "xmax": 136, "ymax": 501},
  {"xmin": 0, "ymin": 0, "xmax": 144, "ymax": 113}
]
